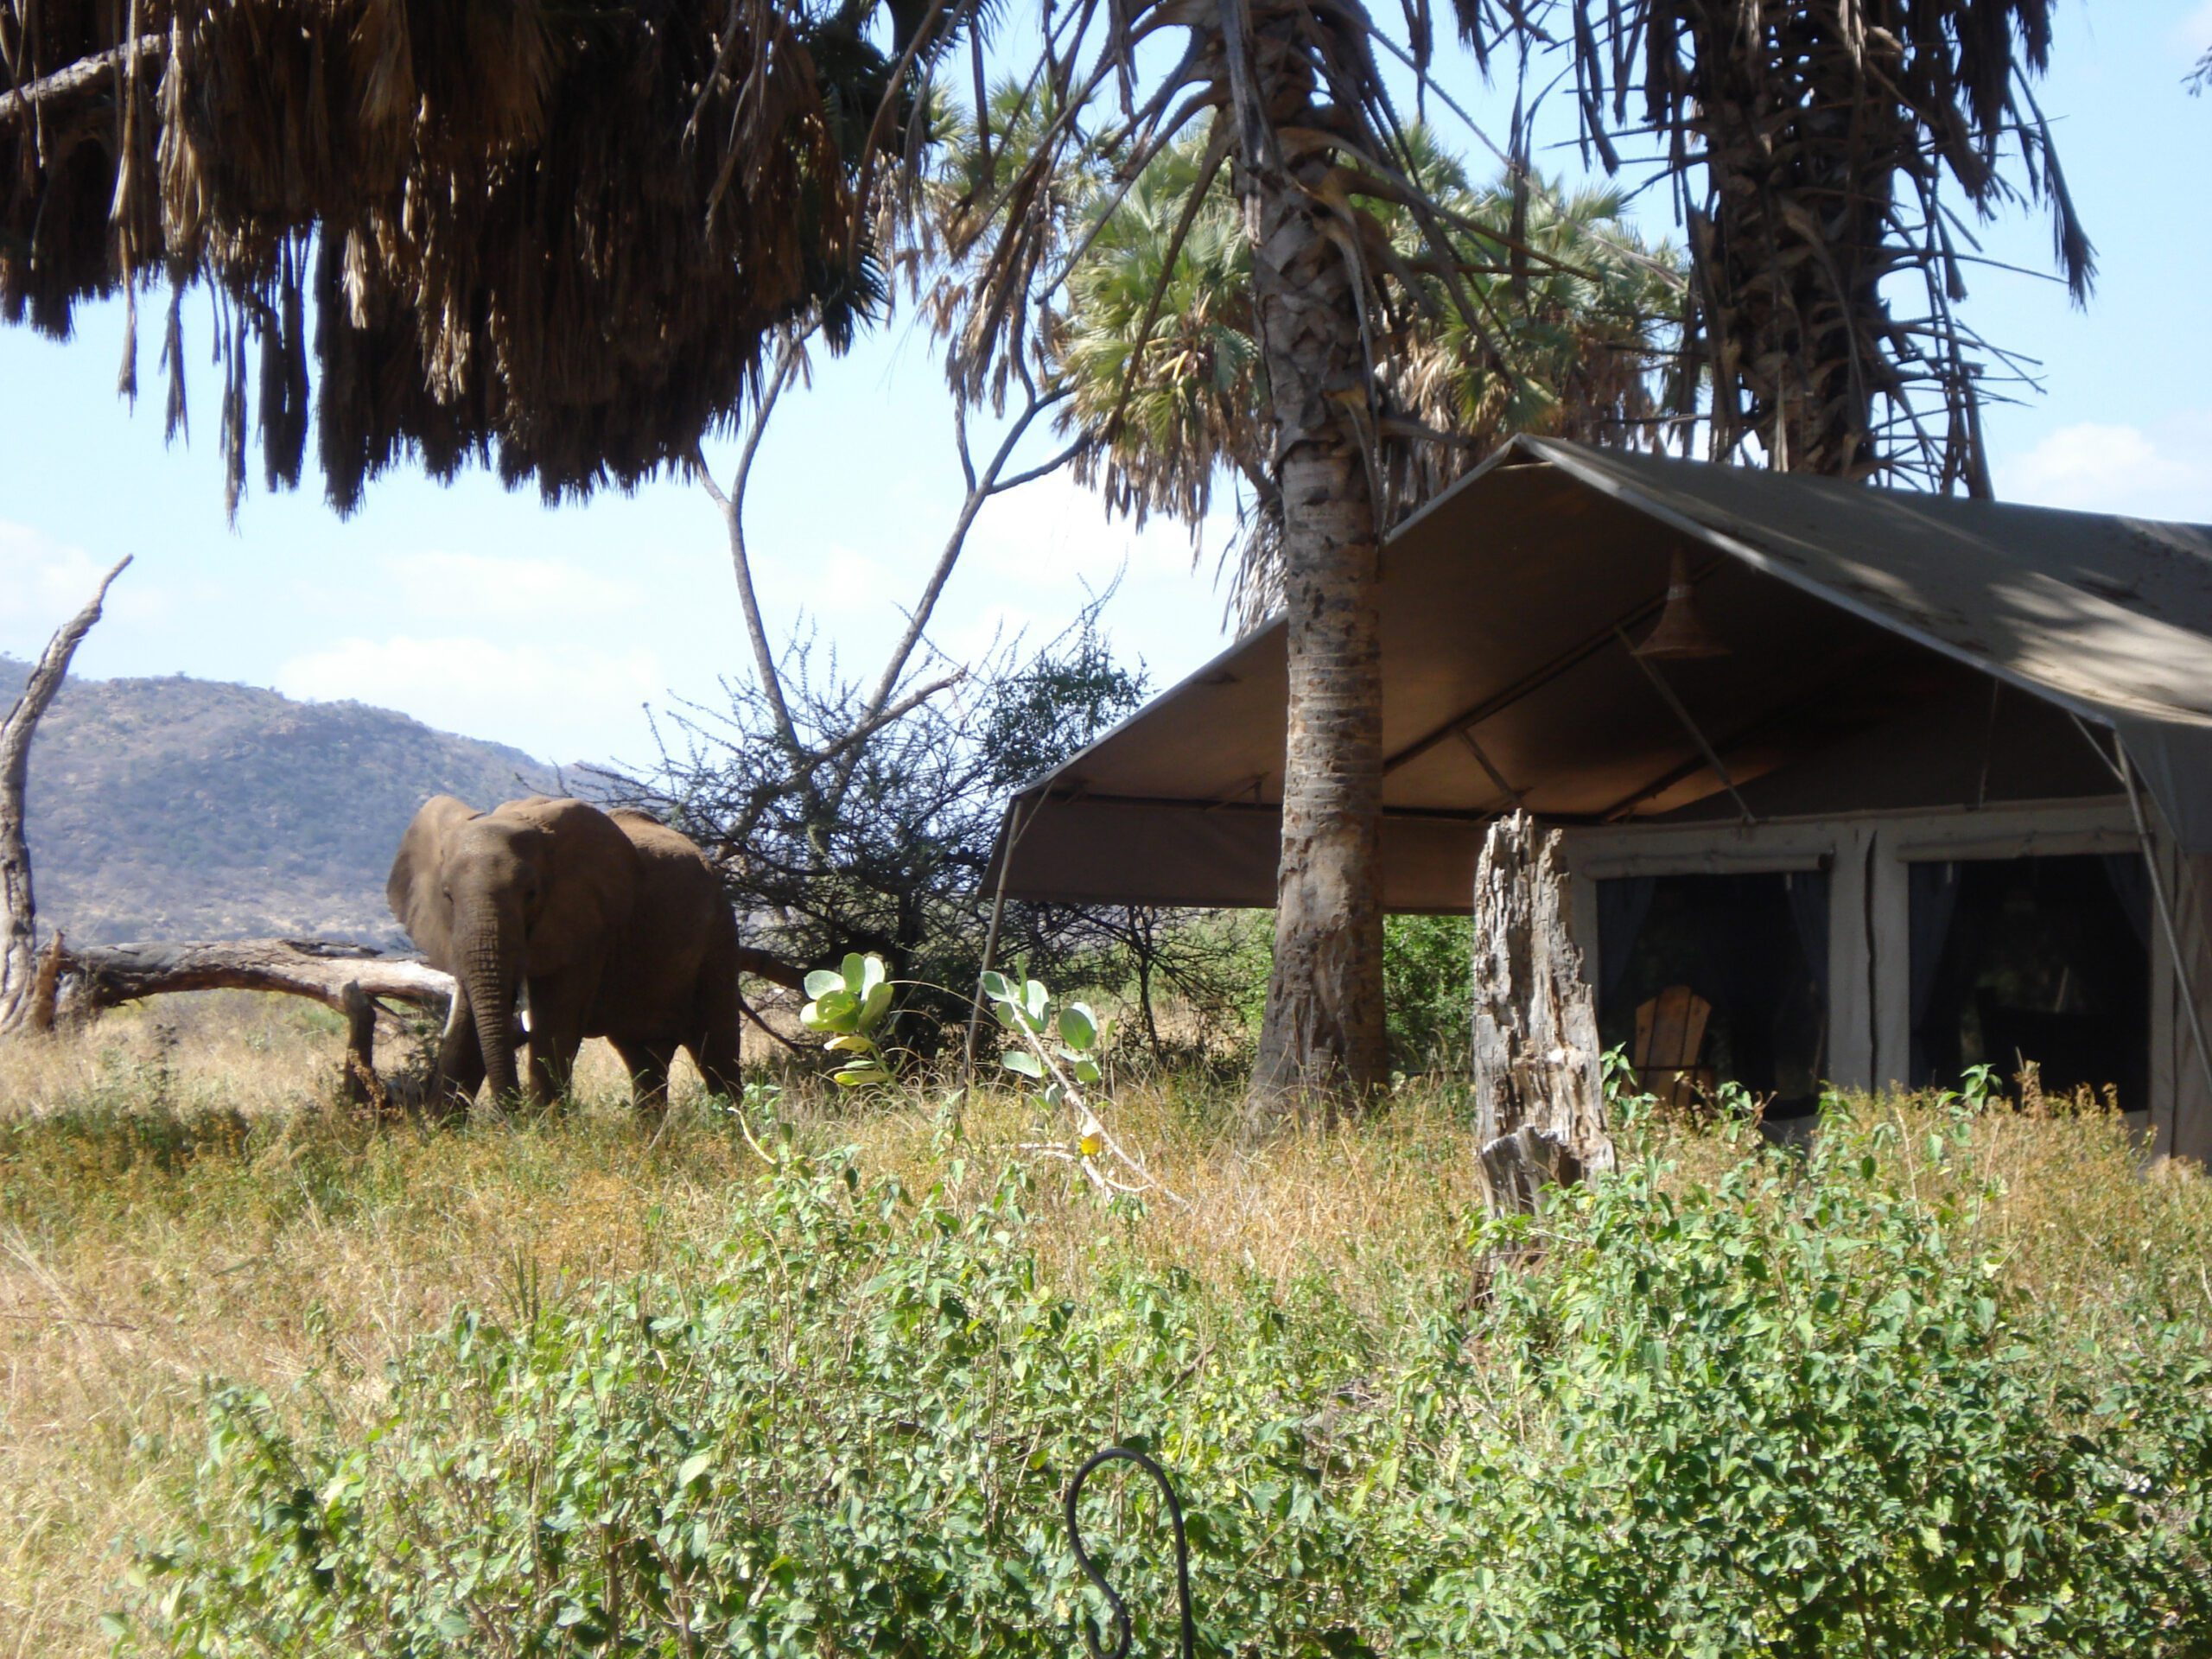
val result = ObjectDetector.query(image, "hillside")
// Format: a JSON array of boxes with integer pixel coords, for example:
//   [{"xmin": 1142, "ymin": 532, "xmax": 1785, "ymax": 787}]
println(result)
[{"xmin": 0, "ymin": 660, "xmax": 560, "ymax": 948}]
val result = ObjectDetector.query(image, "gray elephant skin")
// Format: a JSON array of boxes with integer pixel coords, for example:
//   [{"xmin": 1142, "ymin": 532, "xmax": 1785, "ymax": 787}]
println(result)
[{"xmin": 388, "ymin": 794, "xmax": 756, "ymax": 1114}]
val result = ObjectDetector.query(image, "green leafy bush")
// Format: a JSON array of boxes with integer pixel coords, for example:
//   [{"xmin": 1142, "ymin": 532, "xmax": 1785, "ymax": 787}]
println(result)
[
  {"xmin": 1421, "ymin": 1119, "xmax": 2212, "ymax": 1656},
  {"xmin": 1382, "ymin": 914, "xmax": 1473, "ymax": 1074},
  {"xmin": 124, "ymin": 1111, "xmax": 2212, "ymax": 1657}
]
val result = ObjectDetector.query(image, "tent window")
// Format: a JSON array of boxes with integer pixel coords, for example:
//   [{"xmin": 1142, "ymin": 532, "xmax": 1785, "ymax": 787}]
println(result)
[
  {"xmin": 1596, "ymin": 872, "xmax": 1828, "ymax": 1116},
  {"xmin": 1907, "ymin": 854, "xmax": 2150, "ymax": 1106}
]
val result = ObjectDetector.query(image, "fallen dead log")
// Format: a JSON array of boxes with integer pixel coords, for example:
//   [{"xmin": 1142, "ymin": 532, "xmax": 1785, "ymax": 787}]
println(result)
[
  {"xmin": 51, "ymin": 937, "xmax": 813, "ymax": 1099},
  {"xmin": 50, "ymin": 938, "xmax": 454, "ymax": 1110},
  {"xmin": 63, "ymin": 937, "xmax": 455, "ymax": 1014}
]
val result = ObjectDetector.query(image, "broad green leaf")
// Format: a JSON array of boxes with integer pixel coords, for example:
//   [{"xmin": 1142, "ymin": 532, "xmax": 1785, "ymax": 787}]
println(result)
[
  {"xmin": 861, "ymin": 955, "xmax": 887, "ymax": 995},
  {"xmin": 1024, "ymin": 979, "xmax": 1050, "ymax": 1024},
  {"xmin": 804, "ymin": 990, "xmax": 860, "ymax": 1032},
  {"xmin": 979, "ymin": 969, "xmax": 1015, "ymax": 1004},
  {"xmin": 1073, "ymin": 1057, "xmax": 1103, "ymax": 1085},
  {"xmin": 841, "ymin": 952, "xmax": 869, "ymax": 996},
  {"xmin": 1001, "ymin": 1050, "xmax": 1045, "ymax": 1079},
  {"xmin": 824, "ymin": 1034, "xmax": 874, "ymax": 1053},
  {"xmin": 676, "ymin": 1452, "xmax": 714, "ymax": 1488},
  {"xmin": 803, "ymin": 969, "xmax": 846, "ymax": 1000},
  {"xmin": 1059, "ymin": 1002, "xmax": 1097, "ymax": 1050},
  {"xmin": 860, "ymin": 981, "xmax": 894, "ymax": 1030},
  {"xmin": 831, "ymin": 1065, "xmax": 891, "ymax": 1088}
]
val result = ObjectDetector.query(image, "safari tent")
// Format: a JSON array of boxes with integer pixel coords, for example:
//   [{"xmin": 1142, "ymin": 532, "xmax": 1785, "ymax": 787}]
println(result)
[{"xmin": 987, "ymin": 437, "xmax": 2212, "ymax": 1161}]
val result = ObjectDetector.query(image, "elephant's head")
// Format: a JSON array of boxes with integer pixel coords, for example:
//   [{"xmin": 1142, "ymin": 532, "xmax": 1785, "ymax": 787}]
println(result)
[{"xmin": 388, "ymin": 795, "xmax": 639, "ymax": 1101}]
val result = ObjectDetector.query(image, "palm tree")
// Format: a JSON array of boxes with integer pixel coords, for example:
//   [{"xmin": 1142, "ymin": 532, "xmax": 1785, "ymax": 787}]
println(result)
[
  {"xmin": 1541, "ymin": 0, "xmax": 2093, "ymax": 488},
  {"xmin": 925, "ymin": 5, "xmax": 1690, "ymax": 1122},
  {"xmin": 1056, "ymin": 126, "xmax": 1676, "ymax": 626}
]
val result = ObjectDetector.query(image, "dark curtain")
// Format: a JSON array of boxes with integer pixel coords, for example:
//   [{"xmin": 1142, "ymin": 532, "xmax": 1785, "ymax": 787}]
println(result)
[
  {"xmin": 1785, "ymin": 868, "xmax": 1832, "ymax": 1079},
  {"xmin": 2103, "ymin": 853, "xmax": 2153, "ymax": 950},
  {"xmin": 1909, "ymin": 861, "xmax": 1962, "ymax": 1086},
  {"xmin": 1785, "ymin": 868, "xmax": 1831, "ymax": 1009},
  {"xmin": 1597, "ymin": 875, "xmax": 1657, "ymax": 1005}
]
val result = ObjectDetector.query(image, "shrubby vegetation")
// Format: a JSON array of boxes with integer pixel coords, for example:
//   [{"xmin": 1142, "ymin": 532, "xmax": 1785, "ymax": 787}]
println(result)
[
  {"xmin": 601, "ymin": 614, "xmax": 1155, "ymax": 1055},
  {"xmin": 117, "ymin": 1095, "xmax": 2212, "ymax": 1657}
]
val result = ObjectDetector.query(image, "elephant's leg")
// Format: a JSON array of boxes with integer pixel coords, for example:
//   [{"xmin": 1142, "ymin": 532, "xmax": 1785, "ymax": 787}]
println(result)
[
  {"xmin": 611, "ymin": 1039, "xmax": 677, "ymax": 1122},
  {"xmin": 690, "ymin": 1010, "xmax": 744, "ymax": 1105},
  {"xmin": 522, "ymin": 974, "xmax": 593, "ymax": 1108},
  {"xmin": 690, "ymin": 943, "xmax": 746, "ymax": 1104},
  {"xmin": 433, "ymin": 987, "xmax": 486, "ymax": 1116}
]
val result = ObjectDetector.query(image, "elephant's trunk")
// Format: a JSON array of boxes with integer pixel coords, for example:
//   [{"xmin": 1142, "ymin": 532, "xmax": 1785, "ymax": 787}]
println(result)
[{"xmin": 457, "ymin": 906, "xmax": 522, "ymax": 1102}]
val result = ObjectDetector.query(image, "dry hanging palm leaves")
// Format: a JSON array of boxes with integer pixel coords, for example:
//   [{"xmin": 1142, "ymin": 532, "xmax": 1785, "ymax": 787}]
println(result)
[
  {"xmin": 1520, "ymin": 0, "xmax": 2094, "ymax": 489},
  {"xmin": 920, "ymin": 5, "xmax": 1680, "ymax": 632},
  {"xmin": 1, "ymin": 0, "xmax": 926, "ymax": 512}
]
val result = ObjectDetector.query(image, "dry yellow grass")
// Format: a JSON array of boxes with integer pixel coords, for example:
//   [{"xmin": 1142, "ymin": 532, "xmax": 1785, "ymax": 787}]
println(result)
[
  {"xmin": 3, "ymin": 997, "xmax": 2209, "ymax": 1657},
  {"xmin": 0, "ymin": 997, "xmax": 1476, "ymax": 1657}
]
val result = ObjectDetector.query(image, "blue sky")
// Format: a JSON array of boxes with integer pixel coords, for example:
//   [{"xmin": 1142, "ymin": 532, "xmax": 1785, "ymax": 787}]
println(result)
[{"xmin": 3, "ymin": 3, "xmax": 2209, "ymax": 768}]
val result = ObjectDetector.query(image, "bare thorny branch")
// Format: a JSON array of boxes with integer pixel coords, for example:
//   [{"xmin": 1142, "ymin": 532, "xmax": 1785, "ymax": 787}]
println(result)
[{"xmin": 688, "ymin": 301, "xmax": 1087, "ymax": 860}]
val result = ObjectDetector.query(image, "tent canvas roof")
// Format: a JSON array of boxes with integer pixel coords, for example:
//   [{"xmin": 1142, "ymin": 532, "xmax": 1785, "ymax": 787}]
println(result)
[{"xmin": 991, "ymin": 438, "xmax": 2212, "ymax": 911}]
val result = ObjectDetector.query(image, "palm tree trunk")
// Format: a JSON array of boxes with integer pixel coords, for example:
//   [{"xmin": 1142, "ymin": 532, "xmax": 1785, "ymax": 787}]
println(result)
[{"xmin": 1235, "ymin": 11, "xmax": 1389, "ymax": 1128}]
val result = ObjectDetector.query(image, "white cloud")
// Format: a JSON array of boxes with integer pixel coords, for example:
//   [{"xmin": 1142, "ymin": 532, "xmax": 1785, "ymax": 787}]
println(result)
[
  {"xmin": 0, "ymin": 521, "xmax": 162, "ymax": 639},
  {"xmin": 2177, "ymin": 2, "xmax": 2212, "ymax": 58},
  {"xmin": 274, "ymin": 634, "xmax": 666, "ymax": 763},
  {"xmin": 384, "ymin": 549, "xmax": 643, "ymax": 624},
  {"xmin": 753, "ymin": 543, "xmax": 903, "ymax": 618},
  {"xmin": 1995, "ymin": 419, "xmax": 2212, "ymax": 522},
  {"xmin": 960, "ymin": 472, "xmax": 1228, "ymax": 592}
]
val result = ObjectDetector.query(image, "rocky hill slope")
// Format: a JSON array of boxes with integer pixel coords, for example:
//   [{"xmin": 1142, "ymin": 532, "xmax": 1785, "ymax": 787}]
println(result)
[{"xmin": 2, "ymin": 661, "xmax": 559, "ymax": 948}]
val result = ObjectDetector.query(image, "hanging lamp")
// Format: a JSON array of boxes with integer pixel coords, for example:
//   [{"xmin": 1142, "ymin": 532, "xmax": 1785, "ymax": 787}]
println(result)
[{"xmin": 1633, "ymin": 547, "xmax": 1729, "ymax": 660}]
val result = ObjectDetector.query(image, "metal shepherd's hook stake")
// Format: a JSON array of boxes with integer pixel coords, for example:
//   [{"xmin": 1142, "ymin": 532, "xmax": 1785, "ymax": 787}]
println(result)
[{"xmin": 1064, "ymin": 1446, "xmax": 1196, "ymax": 1659}]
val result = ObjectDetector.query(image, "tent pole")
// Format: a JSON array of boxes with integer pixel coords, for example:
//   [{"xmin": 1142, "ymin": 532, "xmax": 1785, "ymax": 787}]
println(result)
[
  {"xmin": 963, "ymin": 882, "xmax": 1009, "ymax": 1086},
  {"xmin": 2068, "ymin": 712, "xmax": 2212, "ymax": 1136},
  {"xmin": 2117, "ymin": 743, "xmax": 2212, "ymax": 1134},
  {"xmin": 1457, "ymin": 728, "xmax": 1526, "ymax": 810},
  {"xmin": 1614, "ymin": 627, "xmax": 1758, "ymax": 824},
  {"xmin": 964, "ymin": 795, "xmax": 1041, "ymax": 1085}
]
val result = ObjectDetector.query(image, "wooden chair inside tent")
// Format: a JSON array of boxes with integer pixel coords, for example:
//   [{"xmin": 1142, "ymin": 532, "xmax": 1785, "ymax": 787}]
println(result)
[{"xmin": 1633, "ymin": 985, "xmax": 1715, "ymax": 1111}]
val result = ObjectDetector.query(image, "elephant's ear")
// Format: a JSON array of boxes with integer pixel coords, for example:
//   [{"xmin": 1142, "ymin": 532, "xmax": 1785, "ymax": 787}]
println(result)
[
  {"xmin": 388, "ymin": 795, "xmax": 480, "ymax": 963},
  {"xmin": 521, "ymin": 800, "xmax": 642, "ymax": 973}
]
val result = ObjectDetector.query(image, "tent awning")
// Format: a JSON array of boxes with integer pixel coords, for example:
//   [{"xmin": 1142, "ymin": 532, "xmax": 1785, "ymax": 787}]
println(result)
[{"xmin": 991, "ymin": 437, "xmax": 2212, "ymax": 910}]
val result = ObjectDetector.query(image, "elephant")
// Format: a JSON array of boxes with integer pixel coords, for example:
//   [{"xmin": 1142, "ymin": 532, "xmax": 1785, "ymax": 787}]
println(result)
[{"xmin": 388, "ymin": 794, "xmax": 792, "ymax": 1115}]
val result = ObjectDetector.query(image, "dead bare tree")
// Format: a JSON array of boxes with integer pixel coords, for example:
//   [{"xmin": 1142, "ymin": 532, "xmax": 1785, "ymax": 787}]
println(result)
[
  {"xmin": 0, "ymin": 563, "xmax": 456, "ymax": 1101},
  {"xmin": 0, "ymin": 557, "xmax": 128, "ymax": 1034}
]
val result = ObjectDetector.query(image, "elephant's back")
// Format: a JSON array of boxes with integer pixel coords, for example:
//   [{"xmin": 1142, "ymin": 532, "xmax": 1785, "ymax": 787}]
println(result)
[{"xmin": 591, "ymin": 811, "xmax": 735, "ymax": 1039}]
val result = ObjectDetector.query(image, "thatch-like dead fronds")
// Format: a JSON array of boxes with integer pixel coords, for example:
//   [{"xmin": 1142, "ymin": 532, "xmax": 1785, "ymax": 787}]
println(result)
[
  {"xmin": 2, "ymin": 0, "xmax": 909, "ymax": 511},
  {"xmin": 1550, "ymin": 0, "xmax": 2094, "ymax": 490}
]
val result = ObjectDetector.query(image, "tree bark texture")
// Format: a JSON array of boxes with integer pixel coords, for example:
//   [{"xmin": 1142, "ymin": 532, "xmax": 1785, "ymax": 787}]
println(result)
[
  {"xmin": 0, "ymin": 559, "xmax": 130, "ymax": 1036},
  {"xmin": 1237, "ymin": 3, "xmax": 1389, "ymax": 1128},
  {"xmin": 1471, "ymin": 812, "xmax": 1613, "ymax": 1213},
  {"xmin": 1663, "ymin": 7, "xmax": 1912, "ymax": 483},
  {"xmin": 57, "ymin": 937, "xmax": 455, "ymax": 1016}
]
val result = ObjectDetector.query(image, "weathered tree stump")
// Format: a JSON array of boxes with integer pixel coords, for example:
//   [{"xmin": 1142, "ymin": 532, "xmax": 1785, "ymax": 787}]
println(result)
[{"xmin": 1471, "ymin": 811, "xmax": 1613, "ymax": 1216}]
